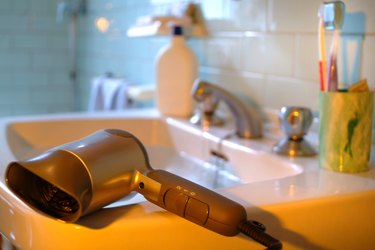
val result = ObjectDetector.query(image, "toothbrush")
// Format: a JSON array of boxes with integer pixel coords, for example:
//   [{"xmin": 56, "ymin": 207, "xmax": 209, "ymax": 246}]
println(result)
[
  {"xmin": 326, "ymin": 29, "xmax": 339, "ymax": 91},
  {"xmin": 318, "ymin": 3, "xmax": 327, "ymax": 91},
  {"xmin": 323, "ymin": 1, "xmax": 345, "ymax": 92}
]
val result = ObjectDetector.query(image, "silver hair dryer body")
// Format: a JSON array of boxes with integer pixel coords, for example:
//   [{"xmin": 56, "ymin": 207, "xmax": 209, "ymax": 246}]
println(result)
[{"xmin": 5, "ymin": 129, "xmax": 282, "ymax": 249}]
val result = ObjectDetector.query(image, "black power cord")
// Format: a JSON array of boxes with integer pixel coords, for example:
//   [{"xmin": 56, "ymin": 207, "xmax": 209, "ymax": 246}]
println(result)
[{"xmin": 238, "ymin": 220, "xmax": 283, "ymax": 250}]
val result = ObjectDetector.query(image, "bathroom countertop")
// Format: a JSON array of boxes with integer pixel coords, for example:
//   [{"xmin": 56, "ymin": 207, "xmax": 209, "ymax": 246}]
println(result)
[{"xmin": 0, "ymin": 109, "xmax": 374, "ymax": 249}]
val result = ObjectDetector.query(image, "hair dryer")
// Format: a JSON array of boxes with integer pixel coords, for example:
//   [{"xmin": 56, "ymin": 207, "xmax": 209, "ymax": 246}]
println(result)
[{"xmin": 5, "ymin": 129, "xmax": 281, "ymax": 249}]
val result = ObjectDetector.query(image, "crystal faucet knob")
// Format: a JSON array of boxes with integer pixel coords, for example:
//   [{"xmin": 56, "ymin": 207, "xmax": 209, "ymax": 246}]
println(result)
[
  {"xmin": 279, "ymin": 106, "xmax": 313, "ymax": 140},
  {"xmin": 273, "ymin": 106, "xmax": 316, "ymax": 157}
]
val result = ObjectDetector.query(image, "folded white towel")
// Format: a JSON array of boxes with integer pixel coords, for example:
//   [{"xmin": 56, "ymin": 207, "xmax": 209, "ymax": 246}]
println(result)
[
  {"xmin": 88, "ymin": 76, "xmax": 131, "ymax": 111},
  {"xmin": 102, "ymin": 78, "xmax": 123, "ymax": 110},
  {"xmin": 114, "ymin": 81, "xmax": 131, "ymax": 110},
  {"xmin": 88, "ymin": 77, "xmax": 105, "ymax": 111}
]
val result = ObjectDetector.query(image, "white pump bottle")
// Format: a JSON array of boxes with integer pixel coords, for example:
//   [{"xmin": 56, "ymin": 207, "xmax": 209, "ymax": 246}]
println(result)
[{"xmin": 155, "ymin": 25, "xmax": 198, "ymax": 117}]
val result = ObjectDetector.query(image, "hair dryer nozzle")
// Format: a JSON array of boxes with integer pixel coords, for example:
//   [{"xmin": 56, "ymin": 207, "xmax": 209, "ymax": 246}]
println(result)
[{"xmin": 6, "ymin": 129, "xmax": 153, "ymax": 222}]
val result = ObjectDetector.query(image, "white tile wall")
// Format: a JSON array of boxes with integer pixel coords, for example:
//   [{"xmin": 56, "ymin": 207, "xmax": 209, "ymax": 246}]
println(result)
[
  {"xmin": 363, "ymin": 36, "xmax": 375, "ymax": 87},
  {"xmin": 74, "ymin": 0, "xmax": 375, "ymax": 112},
  {"xmin": 294, "ymin": 34, "xmax": 319, "ymax": 81},
  {"xmin": 344, "ymin": 0, "xmax": 375, "ymax": 33},
  {"xmin": 268, "ymin": 0, "xmax": 322, "ymax": 33},
  {"xmin": 202, "ymin": 0, "xmax": 267, "ymax": 31},
  {"xmin": 264, "ymin": 76, "xmax": 319, "ymax": 111},
  {"xmin": 203, "ymin": 37, "xmax": 243, "ymax": 70},
  {"xmin": 243, "ymin": 34, "xmax": 295, "ymax": 76},
  {"xmin": 195, "ymin": 0, "xmax": 375, "ymax": 112}
]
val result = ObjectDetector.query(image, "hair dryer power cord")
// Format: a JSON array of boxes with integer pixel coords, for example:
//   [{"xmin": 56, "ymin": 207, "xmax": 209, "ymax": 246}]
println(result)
[{"xmin": 238, "ymin": 220, "xmax": 283, "ymax": 250}]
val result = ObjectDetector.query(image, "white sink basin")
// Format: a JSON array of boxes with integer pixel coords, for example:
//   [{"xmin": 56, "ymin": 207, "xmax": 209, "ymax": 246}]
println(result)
[
  {"xmin": 5, "ymin": 112, "xmax": 302, "ymax": 190},
  {"xmin": 1, "ymin": 109, "xmax": 375, "ymax": 250}
]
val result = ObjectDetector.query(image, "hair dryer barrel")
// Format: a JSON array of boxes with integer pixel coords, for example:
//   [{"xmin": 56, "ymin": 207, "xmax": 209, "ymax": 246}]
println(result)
[{"xmin": 6, "ymin": 129, "xmax": 152, "ymax": 222}]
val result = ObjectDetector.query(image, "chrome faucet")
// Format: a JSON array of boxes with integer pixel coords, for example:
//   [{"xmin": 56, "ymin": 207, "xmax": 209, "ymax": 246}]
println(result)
[{"xmin": 191, "ymin": 80, "xmax": 262, "ymax": 139}]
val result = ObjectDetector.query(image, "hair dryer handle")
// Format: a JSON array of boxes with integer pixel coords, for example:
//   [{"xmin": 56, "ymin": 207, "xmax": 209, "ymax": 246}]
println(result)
[{"xmin": 145, "ymin": 169, "xmax": 247, "ymax": 236}]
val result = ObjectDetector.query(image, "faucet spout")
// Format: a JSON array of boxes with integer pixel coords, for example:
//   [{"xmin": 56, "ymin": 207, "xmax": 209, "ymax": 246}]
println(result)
[{"xmin": 192, "ymin": 80, "xmax": 262, "ymax": 139}]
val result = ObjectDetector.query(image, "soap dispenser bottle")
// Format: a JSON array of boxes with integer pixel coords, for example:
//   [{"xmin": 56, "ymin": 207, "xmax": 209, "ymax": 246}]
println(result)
[{"xmin": 155, "ymin": 25, "xmax": 198, "ymax": 117}]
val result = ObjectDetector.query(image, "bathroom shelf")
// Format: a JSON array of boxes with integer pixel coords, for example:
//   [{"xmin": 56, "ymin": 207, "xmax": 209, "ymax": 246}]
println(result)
[
  {"xmin": 127, "ymin": 3, "xmax": 207, "ymax": 38},
  {"xmin": 127, "ymin": 84, "xmax": 155, "ymax": 102},
  {"xmin": 127, "ymin": 21, "xmax": 207, "ymax": 37}
]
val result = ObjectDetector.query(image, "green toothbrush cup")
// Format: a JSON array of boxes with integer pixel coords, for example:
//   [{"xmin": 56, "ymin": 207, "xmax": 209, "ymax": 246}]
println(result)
[{"xmin": 319, "ymin": 91, "xmax": 374, "ymax": 173}]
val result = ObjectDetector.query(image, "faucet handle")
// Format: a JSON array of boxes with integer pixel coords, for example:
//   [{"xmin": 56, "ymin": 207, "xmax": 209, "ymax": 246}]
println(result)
[
  {"xmin": 190, "ymin": 94, "xmax": 225, "ymax": 126},
  {"xmin": 279, "ymin": 106, "xmax": 313, "ymax": 140},
  {"xmin": 273, "ymin": 106, "xmax": 316, "ymax": 157}
]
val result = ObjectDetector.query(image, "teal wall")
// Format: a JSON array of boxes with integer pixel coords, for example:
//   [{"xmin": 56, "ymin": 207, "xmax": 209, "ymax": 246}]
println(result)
[
  {"xmin": 76, "ymin": 0, "xmax": 176, "ymax": 110},
  {"xmin": 0, "ymin": 0, "xmax": 73, "ymax": 116}
]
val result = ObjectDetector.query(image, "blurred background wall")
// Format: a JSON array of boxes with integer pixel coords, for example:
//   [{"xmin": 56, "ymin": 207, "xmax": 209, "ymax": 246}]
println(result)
[{"xmin": 1, "ymin": 0, "xmax": 374, "ymax": 116}]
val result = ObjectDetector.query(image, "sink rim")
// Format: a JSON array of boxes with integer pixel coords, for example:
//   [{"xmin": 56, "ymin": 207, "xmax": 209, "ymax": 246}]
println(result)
[
  {"xmin": 1, "ymin": 109, "xmax": 375, "ymax": 250},
  {"xmin": 4, "ymin": 110, "xmax": 303, "ymax": 188}
]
